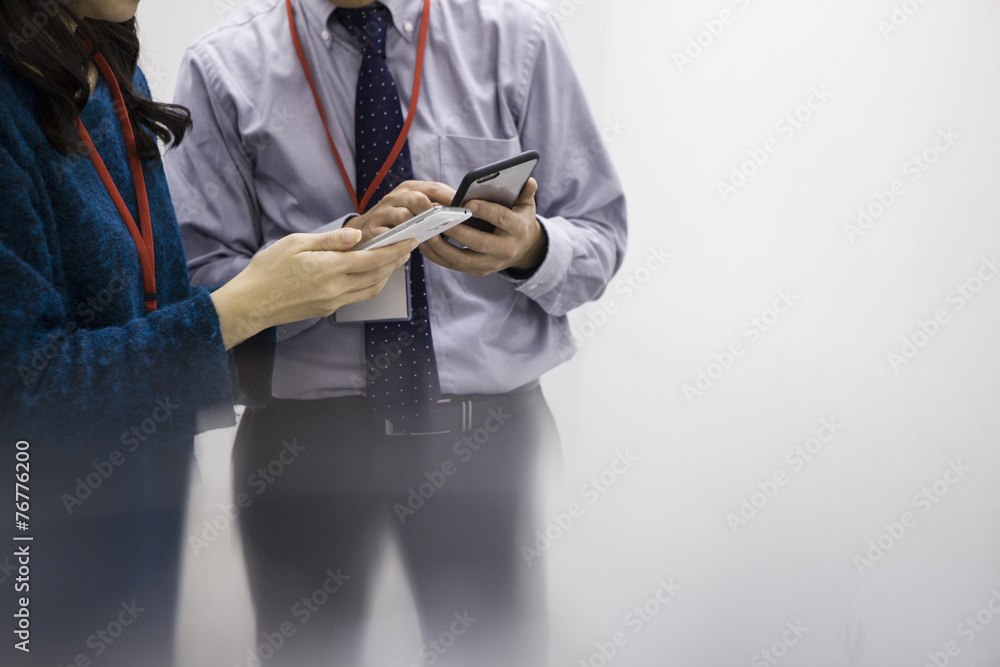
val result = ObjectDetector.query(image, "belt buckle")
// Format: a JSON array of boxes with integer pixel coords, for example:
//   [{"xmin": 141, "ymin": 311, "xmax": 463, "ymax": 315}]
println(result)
[{"xmin": 384, "ymin": 398, "xmax": 474, "ymax": 436}]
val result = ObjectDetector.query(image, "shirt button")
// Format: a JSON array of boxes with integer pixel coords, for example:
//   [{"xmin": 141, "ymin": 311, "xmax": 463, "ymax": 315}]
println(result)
[
  {"xmin": 404, "ymin": 20, "xmax": 414, "ymax": 33},
  {"xmin": 321, "ymin": 29, "xmax": 331, "ymax": 41},
  {"xmin": 528, "ymin": 285, "xmax": 537, "ymax": 290}
]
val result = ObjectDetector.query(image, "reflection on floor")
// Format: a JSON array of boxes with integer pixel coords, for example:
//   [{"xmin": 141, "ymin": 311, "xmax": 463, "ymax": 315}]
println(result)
[{"xmin": 174, "ymin": 420, "xmax": 424, "ymax": 667}]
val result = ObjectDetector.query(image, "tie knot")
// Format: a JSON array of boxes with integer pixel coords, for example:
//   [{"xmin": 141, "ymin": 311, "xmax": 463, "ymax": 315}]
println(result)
[{"xmin": 334, "ymin": 5, "xmax": 391, "ymax": 58}]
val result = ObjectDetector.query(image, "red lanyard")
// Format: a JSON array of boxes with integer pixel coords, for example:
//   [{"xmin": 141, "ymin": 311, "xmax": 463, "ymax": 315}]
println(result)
[
  {"xmin": 286, "ymin": 0, "xmax": 431, "ymax": 214},
  {"xmin": 74, "ymin": 51, "xmax": 157, "ymax": 313}
]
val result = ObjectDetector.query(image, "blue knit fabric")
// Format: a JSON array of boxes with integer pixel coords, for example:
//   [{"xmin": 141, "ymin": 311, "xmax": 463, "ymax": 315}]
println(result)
[{"xmin": 0, "ymin": 59, "xmax": 273, "ymax": 465}]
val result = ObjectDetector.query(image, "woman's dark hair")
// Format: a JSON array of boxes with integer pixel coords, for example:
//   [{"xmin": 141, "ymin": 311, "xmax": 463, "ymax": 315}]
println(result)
[{"xmin": 0, "ymin": 0, "xmax": 191, "ymax": 159}]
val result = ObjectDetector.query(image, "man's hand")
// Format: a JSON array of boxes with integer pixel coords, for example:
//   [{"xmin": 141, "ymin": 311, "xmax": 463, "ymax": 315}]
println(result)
[
  {"xmin": 419, "ymin": 179, "xmax": 547, "ymax": 277},
  {"xmin": 344, "ymin": 180, "xmax": 455, "ymax": 242}
]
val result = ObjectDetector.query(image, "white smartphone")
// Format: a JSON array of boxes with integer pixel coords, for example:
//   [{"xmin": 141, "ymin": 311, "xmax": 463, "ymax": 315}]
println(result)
[{"xmin": 350, "ymin": 206, "xmax": 473, "ymax": 251}]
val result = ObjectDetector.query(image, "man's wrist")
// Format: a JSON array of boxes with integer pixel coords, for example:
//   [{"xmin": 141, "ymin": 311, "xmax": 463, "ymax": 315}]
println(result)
[{"xmin": 508, "ymin": 218, "xmax": 548, "ymax": 274}]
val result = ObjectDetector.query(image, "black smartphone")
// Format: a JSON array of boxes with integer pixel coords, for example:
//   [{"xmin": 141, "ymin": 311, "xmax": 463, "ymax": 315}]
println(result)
[{"xmin": 450, "ymin": 150, "xmax": 540, "ymax": 232}]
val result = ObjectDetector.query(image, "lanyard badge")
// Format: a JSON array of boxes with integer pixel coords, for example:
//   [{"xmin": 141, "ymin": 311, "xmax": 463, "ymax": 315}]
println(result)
[
  {"xmin": 286, "ymin": 0, "xmax": 431, "ymax": 214},
  {"xmin": 74, "ymin": 46, "xmax": 157, "ymax": 313}
]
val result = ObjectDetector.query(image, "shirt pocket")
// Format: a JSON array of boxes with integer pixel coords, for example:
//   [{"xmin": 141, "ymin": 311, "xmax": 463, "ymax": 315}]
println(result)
[{"xmin": 437, "ymin": 134, "xmax": 522, "ymax": 190}]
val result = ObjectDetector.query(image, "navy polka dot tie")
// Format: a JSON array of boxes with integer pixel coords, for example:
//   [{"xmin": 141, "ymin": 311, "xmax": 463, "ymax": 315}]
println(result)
[{"xmin": 336, "ymin": 5, "xmax": 441, "ymax": 432}]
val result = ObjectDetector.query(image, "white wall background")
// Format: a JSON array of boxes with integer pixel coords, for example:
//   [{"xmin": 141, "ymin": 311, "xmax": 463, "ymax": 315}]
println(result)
[{"xmin": 136, "ymin": 0, "xmax": 1000, "ymax": 665}]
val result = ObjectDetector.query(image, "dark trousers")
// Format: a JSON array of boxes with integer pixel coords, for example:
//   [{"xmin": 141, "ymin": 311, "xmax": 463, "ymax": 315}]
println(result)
[
  {"xmin": 233, "ymin": 386, "xmax": 558, "ymax": 667},
  {"xmin": 0, "ymin": 443, "xmax": 191, "ymax": 667}
]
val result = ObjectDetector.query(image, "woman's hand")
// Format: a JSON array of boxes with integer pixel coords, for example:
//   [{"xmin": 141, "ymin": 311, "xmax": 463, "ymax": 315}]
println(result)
[{"xmin": 211, "ymin": 228, "xmax": 416, "ymax": 349}]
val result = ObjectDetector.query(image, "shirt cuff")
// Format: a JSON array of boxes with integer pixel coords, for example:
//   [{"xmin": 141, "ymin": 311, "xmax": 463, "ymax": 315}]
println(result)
[
  {"xmin": 276, "ymin": 318, "xmax": 321, "ymax": 342},
  {"xmin": 229, "ymin": 326, "xmax": 277, "ymax": 407},
  {"xmin": 502, "ymin": 214, "xmax": 572, "ymax": 299}
]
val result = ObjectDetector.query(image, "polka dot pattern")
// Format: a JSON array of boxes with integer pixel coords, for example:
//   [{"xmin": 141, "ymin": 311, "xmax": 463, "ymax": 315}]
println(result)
[{"xmin": 337, "ymin": 5, "xmax": 441, "ymax": 431}]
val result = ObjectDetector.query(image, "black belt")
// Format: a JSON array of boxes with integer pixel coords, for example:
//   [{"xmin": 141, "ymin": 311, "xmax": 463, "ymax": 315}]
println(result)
[
  {"xmin": 266, "ymin": 384, "xmax": 540, "ymax": 437},
  {"xmin": 386, "ymin": 384, "xmax": 540, "ymax": 436},
  {"xmin": 384, "ymin": 397, "xmax": 477, "ymax": 436}
]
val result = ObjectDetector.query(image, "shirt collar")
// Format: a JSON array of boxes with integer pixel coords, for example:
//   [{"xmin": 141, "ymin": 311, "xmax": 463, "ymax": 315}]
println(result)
[{"xmin": 296, "ymin": 0, "xmax": 424, "ymax": 45}]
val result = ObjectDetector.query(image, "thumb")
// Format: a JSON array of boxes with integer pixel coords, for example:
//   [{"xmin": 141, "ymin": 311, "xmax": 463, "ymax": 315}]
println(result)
[
  {"xmin": 516, "ymin": 177, "xmax": 539, "ymax": 205},
  {"xmin": 306, "ymin": 228, "xmax": 363, "ymax": 252}
]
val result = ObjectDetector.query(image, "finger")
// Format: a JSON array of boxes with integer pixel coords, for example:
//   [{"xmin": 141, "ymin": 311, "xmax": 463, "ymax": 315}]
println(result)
[
  {"xmin": 439, "ymin": 222, "xmax": 506, "ymax": 255},
  {"xmin": 345, "ymin": 261, "xmax": 402, "ymax": 290},
  {"xmin": 465, "ymin": 200, "xmax": 523, "ymax": 235},
  {"xmin": 400, "ymin": 180, "xmax": 457, "ymax": 206},
  {"xmin": 362, "ymin": 205, "xmax": 416, "ymax": 236},
  {"xmin": 416, "ymin": 237, "xmax": 459, "ymax": 269},
  {"xmin": 304, "ymin": 241, "xmax": 407, "ymax": 282},
  {"xmin": 515, "ymin": 177, "xmax": 539, "ymax": 206},
  {"xmin": 338, "ymin": 274, "xmax": 393, "ymax": 307},
  {"xmin": 388, "ymin": 190, "xmax": 436, "ymax": 216},
  {"xmin": 344, "ymin": 239, "xmax": 417, "ymax": 272},
  {"xmin": 460, "ymin": 178, "xmax": 538, "ymax": 233},
  {"xmin": 419, "ymin": 237, "xmax": 497, "ymax": 276},
  {"xmin": 298, "ymin": 228, "xmax": 363, "ymax": 252},
  {"xmin": 341, "ymin": 255, "xmax": 408, "ymax": 293}
]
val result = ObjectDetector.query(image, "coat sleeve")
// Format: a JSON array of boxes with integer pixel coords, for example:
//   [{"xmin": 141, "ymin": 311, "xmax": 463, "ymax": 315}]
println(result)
[{"xmin": 0, "ymin": 141, "xmax": 246, "ymax": 464}]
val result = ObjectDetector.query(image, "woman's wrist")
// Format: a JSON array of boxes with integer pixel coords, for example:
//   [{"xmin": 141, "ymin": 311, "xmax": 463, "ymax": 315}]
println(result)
[{"xmin": 210, "ymin": 275, "xmax": 263, "ymax": 350}]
